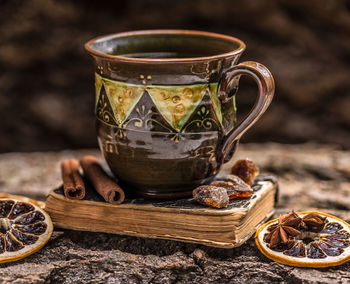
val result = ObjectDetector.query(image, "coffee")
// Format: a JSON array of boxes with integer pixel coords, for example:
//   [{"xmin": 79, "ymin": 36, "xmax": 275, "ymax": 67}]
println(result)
[{"xmin": 118, "ymin": 51, "xmax": 214, "ymax": 59}]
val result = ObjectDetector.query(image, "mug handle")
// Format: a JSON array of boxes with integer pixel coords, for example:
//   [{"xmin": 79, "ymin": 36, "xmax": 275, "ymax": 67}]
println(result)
[{"xmin": 217, "ymin": 61, "xmax": 275, "ymax": 164}]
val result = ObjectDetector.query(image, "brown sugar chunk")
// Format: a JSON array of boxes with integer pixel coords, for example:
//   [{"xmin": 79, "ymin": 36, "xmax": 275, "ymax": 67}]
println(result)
[
  {"xmin": 211, "ymin": 175, "xmax": 253, "ymax": 199},
  {"xmin": 193, "ymin": 185, "xmax": 229, "ymax": 208},
  {"xmin": 230, "ymin": 159, "xmax": 259, "ymax": 185}
]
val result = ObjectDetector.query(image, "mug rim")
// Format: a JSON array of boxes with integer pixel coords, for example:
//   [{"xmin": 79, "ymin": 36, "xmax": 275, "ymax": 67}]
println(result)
[{"xmin": 84, "ymin": 29, "xmax": 246, "ymax": 64}]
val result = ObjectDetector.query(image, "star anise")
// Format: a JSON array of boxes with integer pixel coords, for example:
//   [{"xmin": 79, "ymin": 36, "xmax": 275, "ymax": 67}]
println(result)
[
  {"xmin": 301, "ymin": 213, "xmax": 327, "ymax": 232},
  {"xmin": 265, "ymin": 211, "xmax": 302, "ymax": 248}
]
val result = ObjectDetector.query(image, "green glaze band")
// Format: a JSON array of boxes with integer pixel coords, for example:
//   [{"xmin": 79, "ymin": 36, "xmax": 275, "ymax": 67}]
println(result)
[{"xmin": 95, "ymin": 73, "xmax": 224, "ymax": 131}]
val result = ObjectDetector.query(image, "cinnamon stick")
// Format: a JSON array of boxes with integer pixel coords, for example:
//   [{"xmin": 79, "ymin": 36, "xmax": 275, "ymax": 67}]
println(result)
[
  {"xmin": 80, "ymin": 155, "xmax": 125, "ymax": 205},
  {"xmin": 61, "ymin": 159, "xmax": 85, "ymax": 200}
]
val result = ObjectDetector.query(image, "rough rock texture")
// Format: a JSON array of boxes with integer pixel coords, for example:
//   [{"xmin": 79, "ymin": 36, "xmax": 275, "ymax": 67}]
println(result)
[
  {"xmin": 0, "ymin": 0, "xmax": 350, "ymax": 152},
  {"xmin": 0, "ymin": 143, "xmax": 350, "ymax": 283}
]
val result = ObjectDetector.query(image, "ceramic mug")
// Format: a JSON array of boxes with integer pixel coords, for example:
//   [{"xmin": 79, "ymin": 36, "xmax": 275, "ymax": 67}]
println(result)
[{"xmin": 85, "ymin": 30, "xmax": 274, "ymax": 198}]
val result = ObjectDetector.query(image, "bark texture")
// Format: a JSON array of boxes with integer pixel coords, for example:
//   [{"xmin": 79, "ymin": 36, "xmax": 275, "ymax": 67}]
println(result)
[{"xmin": 0, "ymin": 143, "xmax": 349, "ymax": 283}]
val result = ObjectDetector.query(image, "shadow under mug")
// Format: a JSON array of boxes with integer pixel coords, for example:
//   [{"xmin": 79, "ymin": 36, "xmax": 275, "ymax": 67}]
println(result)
[{"xmin": 85, "ymin": 30, "xmax": 274, "ymax": 199}]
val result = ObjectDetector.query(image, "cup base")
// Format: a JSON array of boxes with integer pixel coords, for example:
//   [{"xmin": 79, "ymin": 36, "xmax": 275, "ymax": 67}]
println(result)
[
  {"xmin": 118, "ymin": 177, "xmax": 216, "ymax": 200},
  {"xmin": 130, "ymin": 189, "xmax": 194, "ymax": 199}
]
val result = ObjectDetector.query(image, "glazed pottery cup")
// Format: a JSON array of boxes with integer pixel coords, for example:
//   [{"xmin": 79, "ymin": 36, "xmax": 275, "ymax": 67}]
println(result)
[{"xmin": 85, "ymin": 30, "xmax": 274, "ymax": 198}]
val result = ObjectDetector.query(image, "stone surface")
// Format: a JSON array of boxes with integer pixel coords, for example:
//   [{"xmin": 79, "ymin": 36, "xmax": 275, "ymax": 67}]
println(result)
[{"xmin": 0, "ymin": 143, "xmax": 349, "ymax": 283}]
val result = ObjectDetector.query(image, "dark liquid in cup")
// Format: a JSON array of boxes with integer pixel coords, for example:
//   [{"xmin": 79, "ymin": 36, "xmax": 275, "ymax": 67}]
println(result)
[{"xmin": 119, "ymin": 51, "xmax": 215, "ymax": 59}]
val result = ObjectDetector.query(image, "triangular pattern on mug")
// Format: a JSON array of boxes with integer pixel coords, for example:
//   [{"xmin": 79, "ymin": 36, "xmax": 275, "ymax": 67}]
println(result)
[
  {"xmin": 94, "ymin": 74, "xmax": 224, "ymax": 132},
  {"xmin": 122, "ymin": 91, "xmax": 175, "ymax": 132},
  {"xmin": 208, "ymin": 83, "xmax": 222, "ymax": 125},
  {"xmin": 181, "ymin": 89, "xmax": 221, "ymax": 132},
  {"xmin": 147, "ymin": 84, "xmax": 208, "ymax": 131},
  {"xmin": 102, "ymin": 78, "xmax": 145, "ymax": 125},
  {"xmin": 95, "ymin": 73, "xmax": 103, "ymax": 109},
  {"xmin": 96, "ymin": 85, "xmax": 118, "ymax": 126}
]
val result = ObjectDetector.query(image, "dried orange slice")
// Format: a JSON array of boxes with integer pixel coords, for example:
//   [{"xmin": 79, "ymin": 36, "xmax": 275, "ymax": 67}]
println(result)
[
  {"xmin": 0, "ymin": 198, "xmax": 53, "ymax": 263},
  {"xmin": 0, "ymin": 193, "xmax": 45, "ymax": 209},
  {"xmin": 255, "ymin": 211, "xmax": 350, "ymax": 267}
]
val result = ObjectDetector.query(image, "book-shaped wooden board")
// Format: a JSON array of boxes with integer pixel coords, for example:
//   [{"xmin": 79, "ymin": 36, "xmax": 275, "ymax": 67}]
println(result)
[{"xmin": 45, "ymin": 176, "xmax": 278, "ymax": 248}]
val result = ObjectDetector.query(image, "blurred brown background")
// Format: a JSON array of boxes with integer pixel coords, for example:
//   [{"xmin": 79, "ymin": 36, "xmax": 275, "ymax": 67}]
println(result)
[{"xmin": 0, "ymin": 0, "xmax": 349, "ymax": 152}]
